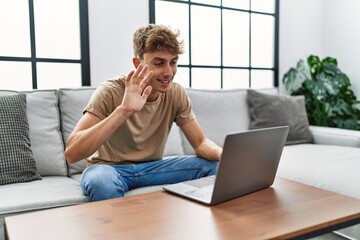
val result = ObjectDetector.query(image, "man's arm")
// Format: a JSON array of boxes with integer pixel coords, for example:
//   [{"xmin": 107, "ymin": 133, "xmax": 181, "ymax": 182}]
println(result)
[
  {"xmin": 180, "ymin": 119, "xmax": 222, "ymax": 162},
  {"xmin": 65, "ymin": 108, "xmax": 131, "ymax": 163},
  {"xmin": 65, "ymin": 64, "xmax": 153, "ymax": 164}
]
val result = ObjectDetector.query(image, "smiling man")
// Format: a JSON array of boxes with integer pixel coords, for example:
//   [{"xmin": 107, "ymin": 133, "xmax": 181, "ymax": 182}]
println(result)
[{"xmin": 65, "ymin": 24, "xmax": 222, "ymax": 201}]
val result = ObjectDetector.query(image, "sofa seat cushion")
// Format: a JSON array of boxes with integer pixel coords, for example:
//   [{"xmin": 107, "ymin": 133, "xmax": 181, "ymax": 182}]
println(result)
[
  {"xmin": 0, "ymin": 176, "xmax": 88, "ymax": 215},
  {"xmin": 278, "ymin": 144, "xmax": 360, "ymax": 199},
  {"xmin": 125, "ymin": 185, "xmax": 166, "ymax": 196}
]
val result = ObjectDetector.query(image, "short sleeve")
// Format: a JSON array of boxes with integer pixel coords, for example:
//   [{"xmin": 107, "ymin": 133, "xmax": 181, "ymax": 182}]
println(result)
[
  {"xmin": 84, "ymin": 78, "xmax": 125, "ymax": 120},
  {"xmin": 173, "ymin": 84, "xmax": 195, "ymax": 127}
]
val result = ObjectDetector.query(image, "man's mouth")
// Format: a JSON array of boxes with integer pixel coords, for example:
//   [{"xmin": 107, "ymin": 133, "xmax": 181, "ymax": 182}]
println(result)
[{"xmin": 158, "ymin": 79, "xmax": 171, "ymax": 84}]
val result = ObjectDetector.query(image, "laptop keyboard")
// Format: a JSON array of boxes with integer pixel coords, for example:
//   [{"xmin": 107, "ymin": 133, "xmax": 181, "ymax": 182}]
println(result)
[
  {"xmin": 183, "ymin": 175, "xmax": 216, "ymax": 188},
  {"xmin": 185, "ymin": 185, "xmax": 214, "ymax": 199}
]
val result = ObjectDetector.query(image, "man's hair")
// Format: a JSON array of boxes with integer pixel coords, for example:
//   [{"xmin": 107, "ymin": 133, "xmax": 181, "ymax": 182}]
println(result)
[{"xmin": 133, "ymin": 24, "xmax": 184, "ymax": 59}]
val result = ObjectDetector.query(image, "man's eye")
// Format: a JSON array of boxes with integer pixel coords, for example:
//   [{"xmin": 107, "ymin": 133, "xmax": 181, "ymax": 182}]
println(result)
[{"xmin": 155, "ymin": 62, "xmax": 163, "ymax": 66}]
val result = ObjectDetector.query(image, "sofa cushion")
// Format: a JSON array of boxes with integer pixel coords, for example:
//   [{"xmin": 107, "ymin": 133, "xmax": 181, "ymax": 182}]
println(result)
[
  {"xmin": 0, "ymin": 176, "xmax": 88, "ymax": 215},
  {"xmin": 26, "ymin": 90, "xmax": 67, "ymax": 176},
  {"xmin": 0, "ymin": 90, "xmax": 68, "ymax": 176},
  {"xmin": 0, "ymin": 94, "xmax": 42, "ymax": 185},
  {"xmin": 164, "ymin": 125, "xmax": 184, "ymax": 156},
  {"xmin": 247, "ymin": 90, "xmax": 313, "ymax": 145},
  {"xmin": 58, "ymin": 88, "xmax": 96, "ymax": 176},
  {"xmin": 182, "ymin": 89, "xmax": 250, "ymax": 154},
  {"xmin": 182, "ymin": 88, "xmax": 278, "ymax": 154},
  {"xmin": 309, "ymin": 125, "xmax": 360, "ymax": 147},
  {"xmin": 278, "ymin": 144, "xmax": 360, "ymax": 199}
]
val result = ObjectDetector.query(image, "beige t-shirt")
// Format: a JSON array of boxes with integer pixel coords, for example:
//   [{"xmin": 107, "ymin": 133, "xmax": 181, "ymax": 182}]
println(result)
[{"xmin": 84, "ymin": 76, "xmax": 195, "ymax": 166}]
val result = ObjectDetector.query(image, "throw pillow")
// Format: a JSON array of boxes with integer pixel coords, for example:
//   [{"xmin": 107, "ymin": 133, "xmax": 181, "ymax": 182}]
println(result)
[
  {"xmin": 0, "ymin": 94, "xmax": 41, "ymax": 185},
  {"xmin": 247, "ymin": 89, "xmax": 313, "ymax": 145}
]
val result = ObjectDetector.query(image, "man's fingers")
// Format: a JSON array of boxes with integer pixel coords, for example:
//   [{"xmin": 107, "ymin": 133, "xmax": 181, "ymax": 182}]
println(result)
[
  {"xmin": 125, "ymin": 70, "xmax": 135, "ymax": 82},
  {"xmin": 141, "ymin": 86, "xmax": 153, "ymax": 101},
  {"xmin": 128, "ymin": 64, "xmax": 152, "ymax": 91},
  {"xmin": 139, "ymin": 70, "xmax": 153, "ymax": 89},
  {"xmin": 137, "ymin": 65, "xmax": 149, "ymax": 84},
  {"xmin": 132, "ymin": 64, "xmax": 143, "ymax": 80},
  {"xmin": 132, "ymin": 64, "xmax": 149, "ymax": 85}
]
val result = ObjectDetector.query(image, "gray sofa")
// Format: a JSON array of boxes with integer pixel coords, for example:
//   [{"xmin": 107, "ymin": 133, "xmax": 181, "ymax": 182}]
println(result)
[{"xmin": 1, "ymin": 87, "xmax": 360, "ymax": 240}]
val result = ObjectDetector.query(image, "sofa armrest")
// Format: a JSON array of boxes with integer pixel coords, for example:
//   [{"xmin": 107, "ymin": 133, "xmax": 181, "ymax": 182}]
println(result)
[{"xmin": 309, "ymin": 125, "xmax": 360, "ymax": 147}]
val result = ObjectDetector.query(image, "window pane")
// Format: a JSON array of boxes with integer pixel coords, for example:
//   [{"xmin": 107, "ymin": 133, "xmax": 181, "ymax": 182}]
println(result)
[
  {"xmin": 251, "ymin": 14, "xmax": 274, "ymax": 68},
  {"xmin": 223, "ymin": 10, "xmax": 249, "ymax": 67},
  {"xmin": 191, "ymin": 6, "xmax": 221, "ymax": 66},
  {"xmin": 34, "ymin": 0, "xmax": 80, "ymax": 59},
  {"xmin": 155, "ymin": 1, "xmax": 189, "ymax": 65},
  {"xmin": 0, "ymin": 61, "xmax": 32, "ymax": 90},
  {"xmin": 251, "ymin": 0, "xmax": 275, "ymax": 14},
  {"xmin": 37, "ymin": 62, "xmax": 81, "ymax": 89},
  {"xmin": 191, "ymin": 0, "xmax": 220, "ymax": 6},
  {"xmin": 0, "ymin": 0, "xmax": 31, "ymax": 57},
  {"xmin": 251, "ymin": 70, "xmax": 273, "ymax": 89},
  {"xmin": 191, "ymin": 68, "xmax": 221, "ymax": 89},
  {"xmin": 174, "ymin": 67, "xmax": 190, "ymax": 88},
  {"xmin": 223, "ymin": 69, "xmax": 249, "ymax": 89},
  {"xmin": 222, "ymin": 0, "xmax": 249, "ymax": 10}
]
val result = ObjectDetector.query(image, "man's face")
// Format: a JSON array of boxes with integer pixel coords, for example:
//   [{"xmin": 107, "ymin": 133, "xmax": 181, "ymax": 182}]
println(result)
[{"xmin": 139, "ymin": 51, "xmax": 178, "ymax": 100}]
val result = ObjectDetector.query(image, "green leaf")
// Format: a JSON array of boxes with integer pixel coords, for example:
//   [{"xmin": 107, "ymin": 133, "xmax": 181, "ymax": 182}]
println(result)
[
  {"xmin": 307, "ymin": 55, "xmax": 322, "ymax": 79},
  {"xmin": 282, "ymin": 59, "xmax": 310, "ymax": 93},
  {"xmin": 322, "ymin": 56, "xmax": 338, "ymax": 67},
  {"xmin": 313, "ymin": 98, "xmax": 328, "ymax": 126},
  {"xmin": 330, "ymin": 99, "xmax": 352, "ymax": 116},
  {"xmin": 333, "ymin": 118, "xmax": 358, "ymax": 130},
  {"xmin": 323, "ymin": 61, "xmax": 340, "ymax": 76},
  {"xmin": 283, "ymin": 54, "xmax": 360, "ymax": 130}
]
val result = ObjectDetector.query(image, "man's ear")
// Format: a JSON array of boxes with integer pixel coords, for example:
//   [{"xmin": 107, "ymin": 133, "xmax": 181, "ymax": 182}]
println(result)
[{"xmin": 132, "ymin": 57, "xmax": 141, "ymax": 68}]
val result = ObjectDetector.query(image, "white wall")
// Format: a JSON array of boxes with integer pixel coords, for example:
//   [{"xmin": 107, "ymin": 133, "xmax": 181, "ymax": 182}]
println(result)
[
  {"xmin": 88, "ymin": 0, "xmax": 148, "ymax": 87},
  {"xmin": 279, "ymin": 0, "xmax": 360, "ymax": 97},
  {"xmin": 88, "ymin": 0, "xmax": 360, "ymax": 98},
  {"xmin": 278, "ymin": 0, "xmax": 324, "ymax": 93},
  {"xmin": 323, "ymin": 0, "xmax": 360, "ymax": 97}
]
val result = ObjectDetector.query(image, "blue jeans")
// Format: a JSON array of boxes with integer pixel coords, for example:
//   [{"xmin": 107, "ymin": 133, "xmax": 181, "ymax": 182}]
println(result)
[{"xmin": 80, "ymin": 155, "xmax": 219, "ymax": 201}]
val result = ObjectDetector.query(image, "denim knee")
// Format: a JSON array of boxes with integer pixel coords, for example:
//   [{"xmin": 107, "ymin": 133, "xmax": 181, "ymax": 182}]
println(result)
[
  {"xmin": 81, "ymin": 164, "xmax": 126, "ymax": 201},
  {"xmin": 180, "ymin": 155, "xmax": 219, "ymax": 176},
  {"xmin": 199, "ymin": 158, "xmax": 219, "ymax": 176}
]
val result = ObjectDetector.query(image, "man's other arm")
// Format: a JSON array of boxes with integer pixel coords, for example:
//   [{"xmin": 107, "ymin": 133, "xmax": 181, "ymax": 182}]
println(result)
[{"xmin": 180, "ymin": 119, "xmax": 222, "ymax": 162}]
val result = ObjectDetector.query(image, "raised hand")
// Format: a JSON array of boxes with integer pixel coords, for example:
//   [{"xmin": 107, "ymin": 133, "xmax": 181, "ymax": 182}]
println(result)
[{"xmin": 121, "ymin": 64, "xmax": 153, "ymax": 116}]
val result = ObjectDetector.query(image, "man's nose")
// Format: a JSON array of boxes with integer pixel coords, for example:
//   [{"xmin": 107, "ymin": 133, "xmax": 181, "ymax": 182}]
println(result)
[{"xmin": 163, "ymin": 64, "xmax": 173, "ymax": 76}]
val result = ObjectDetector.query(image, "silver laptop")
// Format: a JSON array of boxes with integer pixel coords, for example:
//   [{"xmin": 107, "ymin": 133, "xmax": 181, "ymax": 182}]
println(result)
[{"xmin": 163, "ymin": 126, "xmax": 289, "ymax": 205}]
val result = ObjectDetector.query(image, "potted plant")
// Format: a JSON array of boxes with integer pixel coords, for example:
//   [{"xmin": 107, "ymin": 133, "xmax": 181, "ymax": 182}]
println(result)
[{"xmin": 282, "ymin": 55, "xmax": 360, "ymax": 130}]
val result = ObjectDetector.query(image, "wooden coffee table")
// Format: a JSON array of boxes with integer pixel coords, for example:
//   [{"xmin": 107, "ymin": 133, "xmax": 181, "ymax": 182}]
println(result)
[{"xmin": 5, "ymin": 177, "xmax": 360, "ymax": 240}]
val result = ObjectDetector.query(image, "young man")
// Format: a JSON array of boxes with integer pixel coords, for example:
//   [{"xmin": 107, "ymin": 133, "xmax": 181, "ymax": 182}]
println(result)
[{"xmin": 65, "ymin": 24, "xmax": 222, "ymax": 201}]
